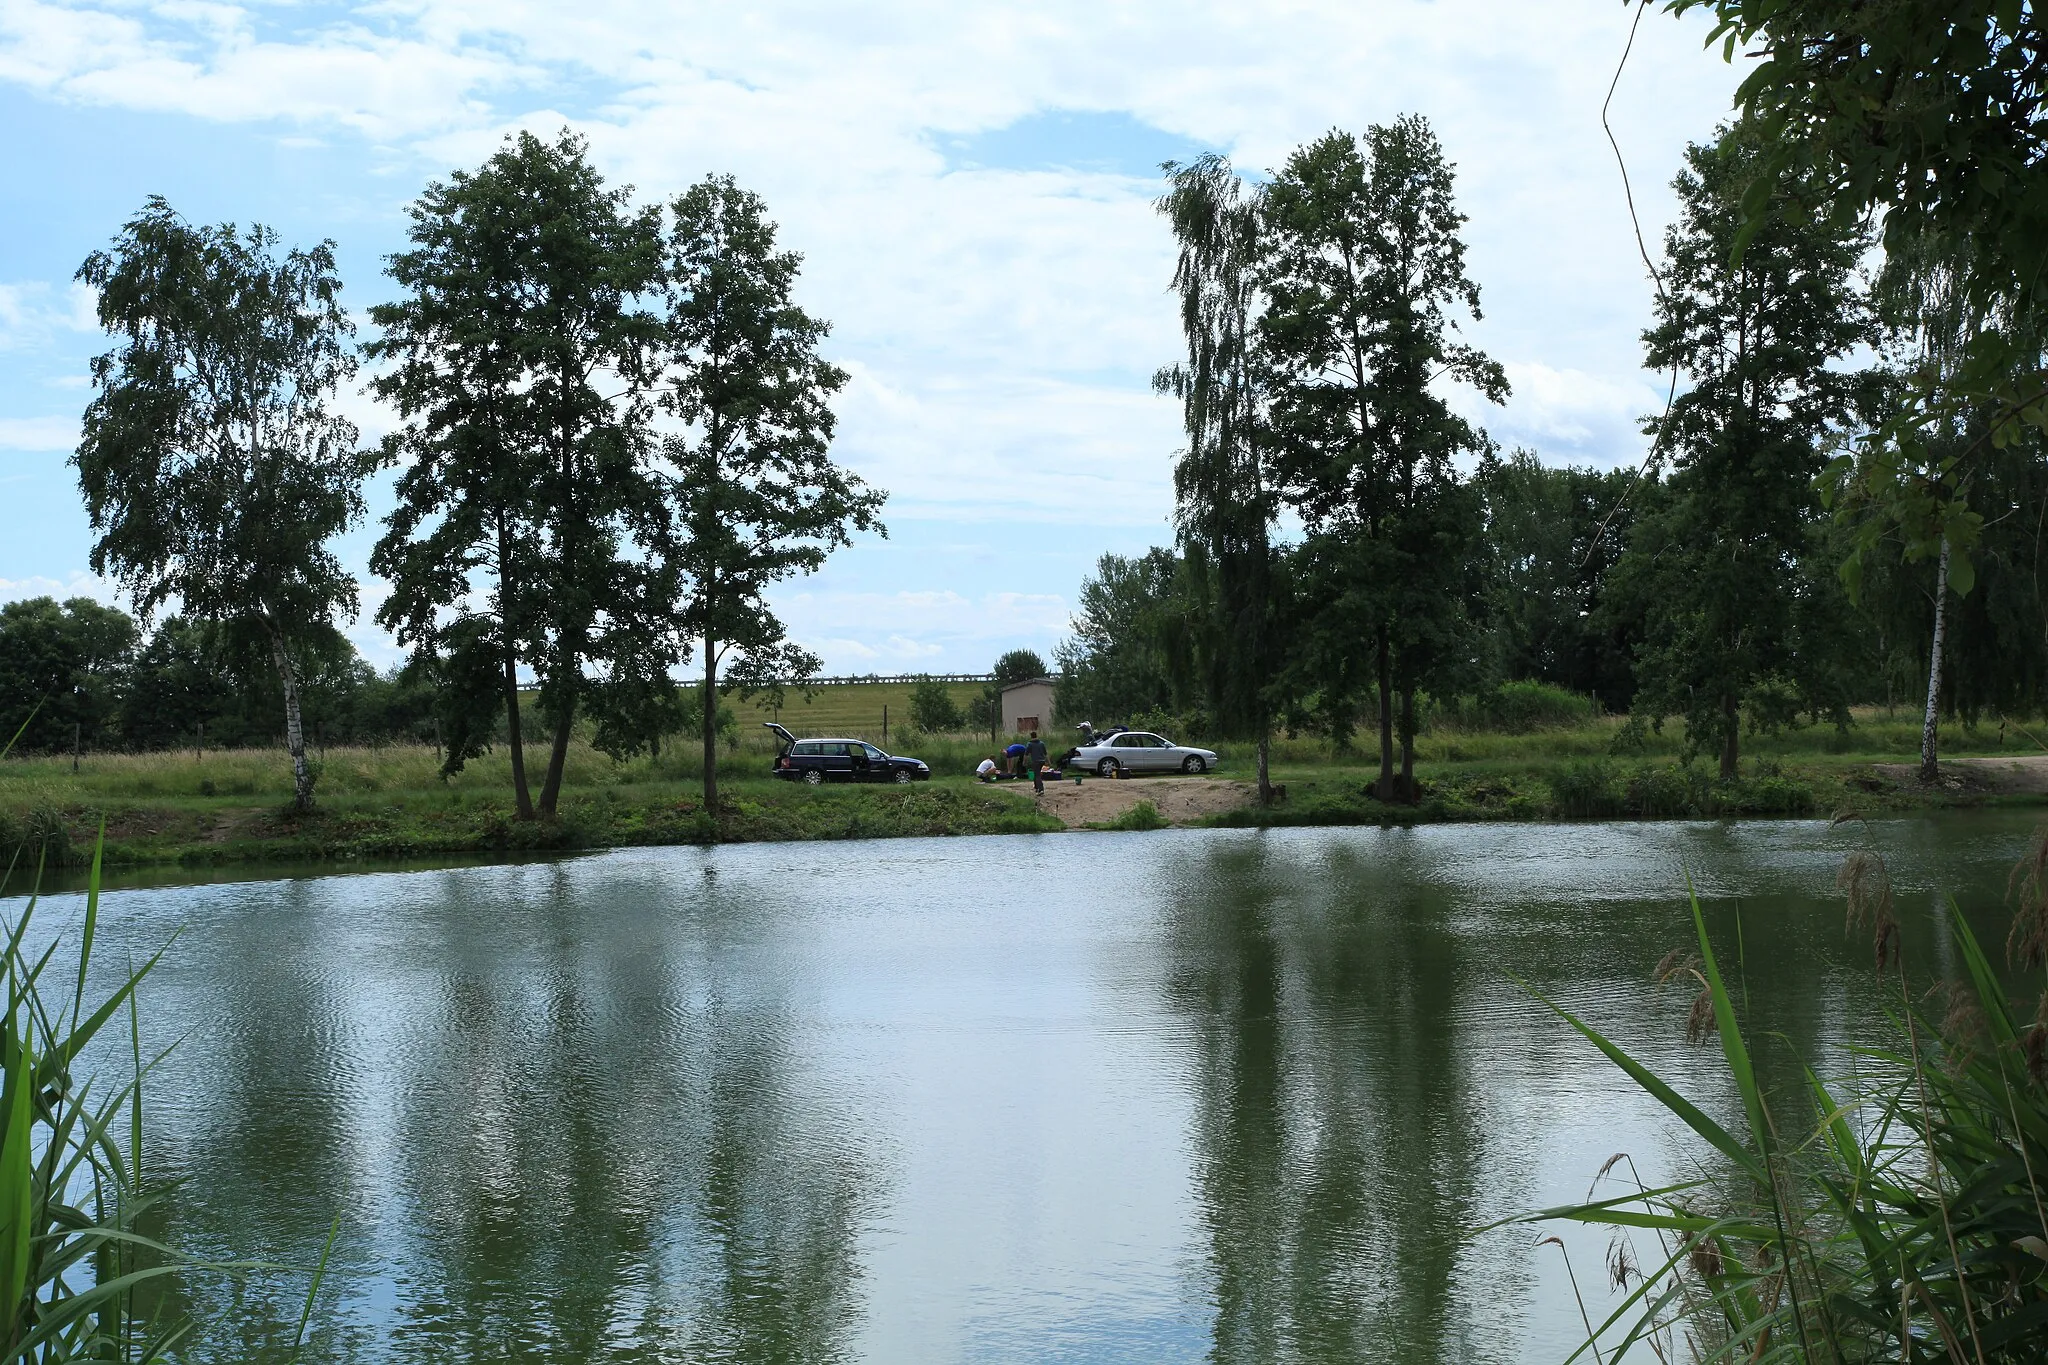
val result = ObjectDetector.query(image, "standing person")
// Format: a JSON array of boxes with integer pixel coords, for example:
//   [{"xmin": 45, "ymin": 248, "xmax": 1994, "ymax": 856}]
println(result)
[
  {"xmin": 1004, "ymin": 739, "xmax": 1027, "ymax": 775},
  {"xmin": 1026, "ymin": 730, "xmax": 1049, "ymax": 794}
]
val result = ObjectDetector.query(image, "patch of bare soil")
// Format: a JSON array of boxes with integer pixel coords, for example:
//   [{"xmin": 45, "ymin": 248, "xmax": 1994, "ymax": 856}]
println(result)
[
  {"xmin": 994, "ymin": 775, "xmax": 1260, "ymax": 829},
  {"xmin": 1871, "ymin": 755, "xmax": 2048, "ymax": 794},
  {"xmin": 202, "ymin": 808, "xmax": 271, "ymax": 843}
]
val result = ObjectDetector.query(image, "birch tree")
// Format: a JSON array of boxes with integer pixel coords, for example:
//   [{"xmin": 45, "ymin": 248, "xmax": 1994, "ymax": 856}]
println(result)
[
  {"xmin": 1154, "ymin": 154, "xmax": 1286, "ymax": 802},
  {"xmin": 74, "ymin": 197, "xmax": 370, "ymax": 810}
]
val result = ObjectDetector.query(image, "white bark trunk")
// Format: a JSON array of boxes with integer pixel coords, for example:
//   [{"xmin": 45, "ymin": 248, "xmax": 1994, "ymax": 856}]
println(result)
[
  {"xmin": 268, "ymin": 625, "xmax": 315, "ymax": 811},
  {"xmin": 1920, "ymin": 537, "xmax": 1950, "ymax": 785}
]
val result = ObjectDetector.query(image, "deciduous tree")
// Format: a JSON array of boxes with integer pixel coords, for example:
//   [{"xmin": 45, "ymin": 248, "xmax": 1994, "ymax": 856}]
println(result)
[
  {"xmin": 1261, "ymin": 118, "xmax": 1506, "ymax": 799},
  {"xmin": 368, "ymin": 130, "xmax": 665, "ymax": 817},
  {"xmin": 1615, "ymin": 131, "xmax": 1870, "ymax": 779},
  {"xmin": 75, "ymin": 198, "xmax": 370, "ymax": 809},
  {"xmin": 1156, "ymin": 154, "xmax": 1288, "ymax": 801},
  {"xmin": 653, "ymin": 175, "xmax": 882, "ymax": 812}
]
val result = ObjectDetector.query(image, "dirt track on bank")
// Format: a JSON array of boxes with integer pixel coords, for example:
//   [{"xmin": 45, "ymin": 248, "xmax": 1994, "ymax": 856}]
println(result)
[
  {"xmin": 994, "ymin": 775, "xmax": 1259, "ymax": 828},
  {"xmin": 1872, "ymin": 754, "xmax": 2048, "ymax": 794}
]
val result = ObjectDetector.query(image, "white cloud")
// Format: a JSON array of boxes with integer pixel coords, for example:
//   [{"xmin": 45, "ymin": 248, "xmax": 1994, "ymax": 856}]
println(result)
[
  {"xmin": 0, "ymin": 570, "xmax": 117, "ymax": 606},
  {"xmin": 0, "ymin": 281, "xmax": 96, "ymax": 352},
  {"xmin": 0, "ymin": 415, "xmax": 79, "ymax": 450},
  {"xmin": 0, "ymin": 0, "xmax": 1749, "ymax": 668}
]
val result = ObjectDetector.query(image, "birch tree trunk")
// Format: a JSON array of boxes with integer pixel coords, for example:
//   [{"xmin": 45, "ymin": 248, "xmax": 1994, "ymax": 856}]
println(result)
[
  {"xmin": 1920, "ymin": 536, "xmax": 1951, "ymax": 785},
  {"xmin": 266, "ymin": 621, "xmax": 315, "ymax": 812}
]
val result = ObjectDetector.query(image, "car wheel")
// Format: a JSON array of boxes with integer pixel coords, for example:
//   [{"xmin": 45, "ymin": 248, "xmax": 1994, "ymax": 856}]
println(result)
[
  {"xmin": 1183, "ymin": 755, "xmax": 1206, "ymax": 774},
  {"xmin": 893, "ymin": 769, "xmax": 913, "ymax": 784},
  {"xmin": 802, "ymin": 769, "xmax": 824, "ymax": 786},
  {"xmin": 1097, "ymin": 757, "xmax": 1120, "ymax": 778}
]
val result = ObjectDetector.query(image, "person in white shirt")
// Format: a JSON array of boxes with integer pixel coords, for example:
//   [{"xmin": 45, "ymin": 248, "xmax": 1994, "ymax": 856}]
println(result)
[{"xmin": 976, "ymin": 756, "xmax": 999, "ymax": 782}]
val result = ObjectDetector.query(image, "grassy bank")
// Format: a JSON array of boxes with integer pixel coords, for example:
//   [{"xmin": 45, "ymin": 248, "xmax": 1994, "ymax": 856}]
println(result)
[{"xmin": 4, "ymin": 705, "xmax": 2045, "ymax": 872}]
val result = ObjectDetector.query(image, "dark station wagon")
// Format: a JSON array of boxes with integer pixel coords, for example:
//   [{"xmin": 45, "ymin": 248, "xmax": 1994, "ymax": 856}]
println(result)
[{"xmin": 765, "ymin": 723, "xmax": 931, "ymax": 785}]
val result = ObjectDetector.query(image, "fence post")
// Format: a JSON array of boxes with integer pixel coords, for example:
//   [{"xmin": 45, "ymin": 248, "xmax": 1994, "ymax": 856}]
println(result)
[
  {"xmin": 72, "ymin": 721, "xmax": 80, "ymax": 774},
  {"xmin": 882, "ymin": 705, "xmax": 888, "ymax": 742}
]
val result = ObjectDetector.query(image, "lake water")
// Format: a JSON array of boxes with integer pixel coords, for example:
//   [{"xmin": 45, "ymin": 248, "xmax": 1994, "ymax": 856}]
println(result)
[{"xmin": 21, "ymin": 813, "xmax": 2046, "ymax": 1363}]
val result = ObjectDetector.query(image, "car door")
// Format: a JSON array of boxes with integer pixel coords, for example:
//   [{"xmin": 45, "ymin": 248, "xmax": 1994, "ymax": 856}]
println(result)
[
  {"xmin": 1110, "ymin": 733, "xmax": 1146, "ymax": 771},
  {"xmin": 821, "ymin": 743, "xmax": 856, "ymax": 781}
]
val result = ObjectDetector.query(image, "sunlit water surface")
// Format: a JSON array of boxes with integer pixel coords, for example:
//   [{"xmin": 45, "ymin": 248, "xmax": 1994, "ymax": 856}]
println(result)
[{"xmin": 22, "ymin": 813, "xmax": 2045, "ymax": 1363}]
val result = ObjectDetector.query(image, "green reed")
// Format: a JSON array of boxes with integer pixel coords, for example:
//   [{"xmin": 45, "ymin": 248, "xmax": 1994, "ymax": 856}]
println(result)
[{"xmin": 1506, "ymin": 840, "xmax": 2048, "ymax": 1362}]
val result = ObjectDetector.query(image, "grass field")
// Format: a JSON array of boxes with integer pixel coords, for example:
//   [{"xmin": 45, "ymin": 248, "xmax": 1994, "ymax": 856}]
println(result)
[
  {"xmin": 4, "ymin": 702, "xmax": 2046, "ymax": 874},
  {"xmin": 734, "ymin": 679, "xmax": 993, "ymax": 740}
]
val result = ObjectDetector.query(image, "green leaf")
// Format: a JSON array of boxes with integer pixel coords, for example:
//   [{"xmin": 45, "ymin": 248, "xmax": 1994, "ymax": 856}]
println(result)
[
  {"xmin": 1510, "ymin": 968, "xmax": 1767, "ymax": 1186},
  {"xmin": 1947, "ymin": 547, "xmax": 1975, "ymax": 598}
]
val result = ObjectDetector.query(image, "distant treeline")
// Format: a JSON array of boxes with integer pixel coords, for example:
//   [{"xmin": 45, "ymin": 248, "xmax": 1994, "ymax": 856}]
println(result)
[
  {"xmin": 1058, "ymin": 441, "xmax": 2048, "ymax": 750},
  {"xmin": 0, "ymin": 597, "xmax": 434, "ymax": 756}
]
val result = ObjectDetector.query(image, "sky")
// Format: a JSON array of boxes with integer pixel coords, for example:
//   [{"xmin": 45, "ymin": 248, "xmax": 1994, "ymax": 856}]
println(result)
[{"xmin": 0, "ymin": 0, "xmax": 1744, "ymax": 675}]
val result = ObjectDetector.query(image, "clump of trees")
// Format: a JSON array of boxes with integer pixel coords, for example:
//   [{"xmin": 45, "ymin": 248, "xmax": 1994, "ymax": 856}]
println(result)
[
  {"xmin": 1058, "ymin": 111, "xmax": 2048, "ymax": 797},
  {"xmin": 0, "ymin": 598, "xmax": 437, "ymax": 756},
  {"xmin": 23, "ymin": 130, "xmax": 881, "ymax": 817}
]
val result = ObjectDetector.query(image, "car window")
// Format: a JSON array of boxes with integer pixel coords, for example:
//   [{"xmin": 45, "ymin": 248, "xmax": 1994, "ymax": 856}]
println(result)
[
  {"xmin": 861, "ymin": 744, "xmax": 886, "ymax": 760},
  {"xmin": 1112, "ymin": 734, "xmax": 1141, "ymax": 747},
  {"xmin": 792, "ymin": 741, "xmax": 821, "ymax": 756},
  {"xmin": 1130, "ymin": 734, "xmax": 1163, "ymax": 747}
]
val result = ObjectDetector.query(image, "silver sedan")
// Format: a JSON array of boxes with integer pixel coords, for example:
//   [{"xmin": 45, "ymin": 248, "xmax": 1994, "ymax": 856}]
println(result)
[{"xmin": 1069, "ymin": 731, "xmax": 1219, "ymax": 777}]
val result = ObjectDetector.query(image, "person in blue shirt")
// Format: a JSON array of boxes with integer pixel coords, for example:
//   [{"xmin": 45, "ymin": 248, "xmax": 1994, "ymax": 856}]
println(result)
[{"xmin": 1004, "ymin": 740, "xmax": 1027, "ymax": 776}]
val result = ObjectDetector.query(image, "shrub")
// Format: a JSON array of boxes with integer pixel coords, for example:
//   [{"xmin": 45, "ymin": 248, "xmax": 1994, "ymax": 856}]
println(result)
[
  {"xmin": 1443, "ymin": 681, "xmax": 1597, "ymax": 734},
  {"xmin": 907, "ymin": 675, "xmax": 964, "ymax": 734},
  {"xmin": 1547, "ymin": 758, "xmax": 1624, "ymax": 818},
  {"xmin": 1096, "ymin": 799, "xmax": 1169, "ymax": 831}
]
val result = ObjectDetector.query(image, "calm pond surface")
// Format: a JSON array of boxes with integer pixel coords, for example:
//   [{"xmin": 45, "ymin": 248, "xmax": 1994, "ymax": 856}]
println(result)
[{"xmin": 22, "ymin": 812, "xmax": 2048, "ymax": 1363}]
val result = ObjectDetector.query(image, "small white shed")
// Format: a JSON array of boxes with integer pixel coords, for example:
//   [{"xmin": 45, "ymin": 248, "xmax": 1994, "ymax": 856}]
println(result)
[{"xmin": 999, "ymin": 677, "xmax": 1057, "ymax": 737}]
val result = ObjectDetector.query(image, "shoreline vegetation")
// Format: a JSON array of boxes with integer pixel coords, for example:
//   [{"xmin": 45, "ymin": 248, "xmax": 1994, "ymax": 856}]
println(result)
[{"xmin": 7, "ymin": 689, "xmax": 2048, "ymax": 875}]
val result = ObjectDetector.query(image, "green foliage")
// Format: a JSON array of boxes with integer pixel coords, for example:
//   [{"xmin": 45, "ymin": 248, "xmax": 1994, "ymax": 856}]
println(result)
[
  {"xmin": 906, "ymin": 676, "xmax": 963, "ymax": 734},
  {"xmin": 1053, "ymin": 550, "xmax": 1190, "ymax": 726},
  {"xmin": 1476, "ymin": 449, "xmax": 1646, "ymax": 708},
  {"xmin": 0, "ymin": 829, "xmax": 192, "ymax": 1356},
  {"xmin": 1669, "ymin": 0, "xmax": 2048, "ymax": 446},
  {"xmin": 1439, "ymin": 681, "xmax": 1596, "ymax": 734},
  {"xmin": 1260, "ymin": 117, "xmax": 1507, "ymax": 796},
  {"xmin": 1509, "ymin": 858, "xmax": 2048, "ymax": 1362},
  {"xmin": 653, "ymin": 173, "xmax": 882, "ymax": 809},
  {"xmin": 1090, "ymin": 799, "xmax": 1170, "ymax": 832},
  {"xmin": 0, "ymin": 598, "xmax": 136, "ymax": 757},
  {"xmin": 1154, "ymin": 155, "xmax": 1287, "ymax": 768},
  {"xmin": 75, "ymin": 196, "xmax": 371, "ymax": 812},
  {"xmin": 991, "ymin": 650, "xmax": 1049, "ymax": 691},
  {"xmin": 369, "ymin": 128, "xmax": 667, "ymax": 818},
  {"xmin": 1613, "ymin": 128, "xmax": 1869, "ymax": 780}
]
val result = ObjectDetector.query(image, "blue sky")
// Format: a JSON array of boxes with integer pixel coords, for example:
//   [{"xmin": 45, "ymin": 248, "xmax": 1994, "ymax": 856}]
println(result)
[{"xmin": 0, "ymin": 0, "xmax": 1740, "ymax": 674}]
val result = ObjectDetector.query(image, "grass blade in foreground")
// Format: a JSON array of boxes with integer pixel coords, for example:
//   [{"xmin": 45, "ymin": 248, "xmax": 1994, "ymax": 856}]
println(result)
[{"xmin": 1510, "ymin": 852, "xmax": 2048, "ymax": 1362}]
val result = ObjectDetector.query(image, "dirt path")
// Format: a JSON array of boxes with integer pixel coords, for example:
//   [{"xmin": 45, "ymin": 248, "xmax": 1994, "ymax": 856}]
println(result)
[
  {"xmin": 1872, "ymin": 754, "xmax": 2048, "ymax": 794},
  {"xmin": 993, "ymin": 775, "xmax": 1259, "ymax": 829}
]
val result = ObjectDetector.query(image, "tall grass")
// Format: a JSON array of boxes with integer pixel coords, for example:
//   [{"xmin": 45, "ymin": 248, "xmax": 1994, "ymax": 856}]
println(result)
[
  {"xmin": 0, "ymin": 712, "xmax": 194, "ymax": 1359},
  {"xmin": 1508, "ymin": 836, "xmax": 2048, "ymax": 1361}
]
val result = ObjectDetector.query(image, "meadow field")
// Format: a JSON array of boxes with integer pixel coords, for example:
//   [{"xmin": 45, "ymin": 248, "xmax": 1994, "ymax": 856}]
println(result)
[{"xmin": 6, "ymin": 690, "xmax": 2047, "ymax": 875}]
